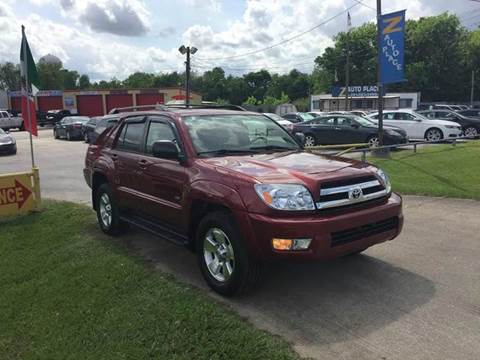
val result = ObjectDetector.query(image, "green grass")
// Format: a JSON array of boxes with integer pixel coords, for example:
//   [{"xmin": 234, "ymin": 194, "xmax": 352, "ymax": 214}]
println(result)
[
  {"xmin": 0, "ymin": 201, "xmax": 298, "ymax": 360},
  {"xmin": 368, "ymin": 141, "xmax": 480, "ymax": 200}
]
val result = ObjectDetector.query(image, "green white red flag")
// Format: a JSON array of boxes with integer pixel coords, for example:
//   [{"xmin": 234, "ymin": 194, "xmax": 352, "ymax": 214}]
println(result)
[{"xmin": 20, "ymin": 26, "xmax": 40, "ymax": 137}]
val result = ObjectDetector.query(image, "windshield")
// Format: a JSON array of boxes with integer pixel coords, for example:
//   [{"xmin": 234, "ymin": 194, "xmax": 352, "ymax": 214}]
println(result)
[
  {"xmin": 298, "ymin": 113, "xmax": 315, "ymax": 121},
  {"xmin": 75, "ymin": 117, "xmax": 90, "ymax": 123},
  {"xmin": 183, "ymin": 114, "xmax": 299, "ymax": 157},
  {"xmin": 352, "ymin": 115, "xmax": 377, "ymax": 127},
  {"xmin": 0, "ymin": 128, "xmax": 5, "ymax": 135}
]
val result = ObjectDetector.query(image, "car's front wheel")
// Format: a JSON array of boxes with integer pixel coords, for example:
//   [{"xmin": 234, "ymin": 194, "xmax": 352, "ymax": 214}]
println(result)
[
  {"xmin": 53, "ymin": 129, "xmax": 59, "ymax": 139},
  {"xmin": 425, "ymin": 128, "xmax": 443, "ymax": 142},
  {"xmin": 304, "ymin": 134, "xmax": 316, "ymax": 147},
  {"xmin": 95, "ymin": 183, "xmax": 126, "ymax": 236},
  {"xmin": 464, "ymin": 126, "xmax": 478, "ymax": 138},
  {"xmin": 367, "ymin": 136, "xmax": 380, "ymax": 148},
  {"xmin": 66, "ymin": 130, "xmax": 72, "ymax": 141},
  {"xmin": 196, "ymin": 211, "xmax": 261, "ymax": 296}
]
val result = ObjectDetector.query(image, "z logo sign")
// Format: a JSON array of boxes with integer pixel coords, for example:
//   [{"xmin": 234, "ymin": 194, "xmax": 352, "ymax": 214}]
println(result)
[{"xmin": 383, "ymin": 16, "xmax": 403, "ymax": 35}]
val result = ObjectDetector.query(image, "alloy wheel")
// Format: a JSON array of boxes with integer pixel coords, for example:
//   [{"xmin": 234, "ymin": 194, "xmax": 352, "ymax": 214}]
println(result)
[
  {"xmin": 203, "ymin": 228, "xmax": 235, "ymax": 282},
  {"xmin": 368, "ymin": 137, "xmax": 379, "ymax": 148},
  {"xmin": 304, "ymin": 135, "xmax": 315, "ymax": 147},
  {"xmin": 426, "ymin": 129, "xmax": 442, "ymax": 142},
  {"xmin": 464, "ymin": 126, "xmax": 478, "ymax": 138},
  {"xmin": 99, "ymin": 193, "xmax": 113, "ymax": 228}
]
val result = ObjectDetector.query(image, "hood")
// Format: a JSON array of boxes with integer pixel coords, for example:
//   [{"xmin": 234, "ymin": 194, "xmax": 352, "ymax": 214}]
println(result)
[
  {"xmin": 199, "ymin": 151, "xmax": 375, "ymax": 184},
  {"xmin": 425, "ymin": 119, "xmax": 461, "ymax": 126}
]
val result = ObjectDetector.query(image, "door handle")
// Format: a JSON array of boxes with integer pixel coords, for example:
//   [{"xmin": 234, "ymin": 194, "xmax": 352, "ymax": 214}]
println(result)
[{"xmin": 138, "ymin": 159, "xmax": 152, "ymax": 169}]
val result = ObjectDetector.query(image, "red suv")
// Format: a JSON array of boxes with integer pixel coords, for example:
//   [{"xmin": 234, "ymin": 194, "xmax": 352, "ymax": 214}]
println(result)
[{"xmin": 84, "ymin": 107, "xmax": 403, "ymax": 296}]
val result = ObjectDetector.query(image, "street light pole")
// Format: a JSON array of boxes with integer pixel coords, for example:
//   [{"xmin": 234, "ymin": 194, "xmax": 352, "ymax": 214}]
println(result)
[
  {"xmin": 179, "ymin": 45, "xmax": 198, "ymax": 108},
  {"xmin": 376, "ymin": 0, "xmax": 384, "ymax": 146}
]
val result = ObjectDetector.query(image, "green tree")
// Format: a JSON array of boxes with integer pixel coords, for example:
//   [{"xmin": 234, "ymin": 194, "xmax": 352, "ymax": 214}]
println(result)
[
  {"xmin": 62, "ymin": 69, "xmax": 79, "ymax": 89},
  {"xmin": 79, "ymin": 74, "xmax": 91, "ymax": 89},
  {"xmin": 244, "ymin": 95, "xmax": 258, "ymax": 105},
  {"xmin": 0, "ymin": 62, "xmax": 21, "ymax": 91},
  {"xmin": 243, "ymin": 70, "xmax": 271, "ymax": 102},
  {"xmin": 200, "ymin": 67, "xmax": 227, "ymax": 101},
  {"xmin": 123, "ymin": 72, "xmax": 156, "ymax": 88},
  {"xmin": 37, "ymin": 62, "xmax": 64, "ymax": 90}
]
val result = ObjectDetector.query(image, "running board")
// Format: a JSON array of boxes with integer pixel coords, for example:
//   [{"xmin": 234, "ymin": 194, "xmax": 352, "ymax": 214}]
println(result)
[{"xmin": 120, "ymin": 214, "xmax": 189, "ymax": 247}]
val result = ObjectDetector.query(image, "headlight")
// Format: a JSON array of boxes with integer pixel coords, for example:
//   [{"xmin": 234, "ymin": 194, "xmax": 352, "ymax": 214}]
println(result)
[
  {"xmin": 445, "ymin": 125, "xmax": 458, "ymax": 129},
  {"xmin": 254, "ymin": 184, "xmax": 315, "ymax": 211},
  {"xmin": 385, "ymin": 129, "xmax": 397, "ymax": 135},
  {"xmin": 376, "ymin": 169, "xmax": 391, "ymax": 194}
]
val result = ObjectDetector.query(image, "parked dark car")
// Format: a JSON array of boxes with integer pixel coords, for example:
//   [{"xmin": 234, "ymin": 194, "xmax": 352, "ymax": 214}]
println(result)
[
  {"xmin": 418, "ymin": 110, "xmax": 480, "ymax": 137},
  {"xmin": 53, "ymin": 116, "xmax": 90, "ymax": 141},
  {"xmin": 282, "ymin": 112, "xmax": 316, "ymax": 123},
  {"xmin": 0, "ymin": 128, "xmax": 16, "ymax": 155},
  {"xmin": 84, "ymin": 107, "xmax": 402, "ymax": 296},
  {"xmin": 83, "ymin": 115, "xmax": 119, "ymax": 143},
  {"xmin": 457, "ymin": 109, "xmax": 480, "ymax": 118},
  {"xmin": 293, "ymin": 115, "xmax": 408, "ymax": 147},
  {"xmin": 45, "ymin": 109, "xmax": 72, "ymax": 124}
]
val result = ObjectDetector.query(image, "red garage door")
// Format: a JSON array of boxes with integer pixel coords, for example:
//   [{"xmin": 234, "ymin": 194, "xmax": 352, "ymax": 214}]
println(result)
[
  {"xmin": 106, "ymin": 94, "xmax": 133, "ymax": 113},
  {"xmin": 77, "ymin": 95, "xmax": 104, "ymax": 117},
  {"xmin": 136, "ymin": 93, "xmax": 165, "ymax": 106},
  {"xmin": 10, "ymin": 97, "xmax": 22, "ymax": 112},
  {"xmin": 37, "ymin": 96, "xmax": 63, "ymax": 112}
]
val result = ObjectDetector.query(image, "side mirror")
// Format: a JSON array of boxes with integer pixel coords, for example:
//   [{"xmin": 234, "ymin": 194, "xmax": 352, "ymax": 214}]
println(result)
[
  {"xmin": 152, "ymin": 140, "xmax": 179, "ymax": 160},
  {"xmin": 293, "ymin": 132, "xmax": 306, "ymax": 146}
]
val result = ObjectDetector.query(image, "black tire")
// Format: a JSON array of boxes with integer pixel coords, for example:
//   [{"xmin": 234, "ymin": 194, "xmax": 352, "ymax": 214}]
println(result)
[
  {"xmin": 66, "ymin": 130, "xmax": 71, "ymax": 141},
  {"xmin": 19, "ymin": 122, "xmax": 25, "ymax": 131},
  {"xmin": 53, "ymin": 129, "xmax": 59, "ymax": 139},
  {"xmin": 84, "ymin": 132, "xmax": 89, "ymax": 143},
  {"xmin": 95, "ymin": 183, "xmax": 126, "ymax": 236},
  {"xmin": 196, "ymin": 211, "xmax": 262, "ymax": 296}
]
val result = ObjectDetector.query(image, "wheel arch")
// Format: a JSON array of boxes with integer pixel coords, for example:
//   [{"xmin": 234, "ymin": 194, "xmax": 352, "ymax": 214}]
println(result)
[
  {"xmin": 424, "ymin": 127, "xmax": 444, "ymax": 140},
  {"xmin": 91, "ymin": 171, "xmax": 109, "ymax": 210}
]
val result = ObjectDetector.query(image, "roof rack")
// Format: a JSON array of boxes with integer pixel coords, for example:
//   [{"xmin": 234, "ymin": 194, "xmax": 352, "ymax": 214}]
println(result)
[{"xmin": 108, "ymin": 104, "xmax": 169, "ymax": 114}]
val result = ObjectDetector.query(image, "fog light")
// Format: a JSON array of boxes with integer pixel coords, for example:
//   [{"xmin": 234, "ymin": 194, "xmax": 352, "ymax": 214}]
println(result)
[
  {"xmin": 272, "ymin": 238, "xmax": 293, "ymax": 250},
  {"xmin": 272, "ymin": 238, "xmax": 312, "ymax": 251}
]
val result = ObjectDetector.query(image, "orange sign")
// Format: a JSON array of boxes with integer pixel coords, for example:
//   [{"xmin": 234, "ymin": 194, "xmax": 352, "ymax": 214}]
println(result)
[{"xmin": 0, "ymin": 169, "xmax": 40, "ymax": 216}]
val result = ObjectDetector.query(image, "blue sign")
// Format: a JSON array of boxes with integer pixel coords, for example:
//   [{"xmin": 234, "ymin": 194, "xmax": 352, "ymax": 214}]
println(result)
[{"xmin": 379, "ymin": 10, "xmax": 406, "ymax": 84}]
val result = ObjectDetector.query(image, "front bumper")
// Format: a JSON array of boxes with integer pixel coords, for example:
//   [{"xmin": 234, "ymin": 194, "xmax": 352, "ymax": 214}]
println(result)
[
  {"xmin": 444, "ymin": 128, "xmax": 463, "ymax": 138},
  {"xmin": 239, "ymin": 193, "xmax": 403, "ymax": 261}
]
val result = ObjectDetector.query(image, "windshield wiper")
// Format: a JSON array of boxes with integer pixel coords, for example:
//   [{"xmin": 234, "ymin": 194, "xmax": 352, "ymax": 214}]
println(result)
[
  {"xmin": 197, "ymin": 149, "xmax": 258, "ymax": 156},
  {"xmin": 250, "ymin": 145, "xmax": 298, "ymax": 152}
]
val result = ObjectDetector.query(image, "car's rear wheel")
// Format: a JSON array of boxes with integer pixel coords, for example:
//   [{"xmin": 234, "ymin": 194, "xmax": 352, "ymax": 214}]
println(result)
[
  {"xmin": 425, "ymin": 128, "xmax": 443, "ymax": 142},
  {"xmin": 464, "ymin": 126, "xmax": 478, "ymax": 138},
  {"xmin": 84, "ymin": 132, "xmax": 89, "ymax": 143},
  {"xmin": 66, "ymin": 130, "xmax": 72, "ymax": 141},
  {"xmin": 304, "ymin": 134, "xmax": 316, "ymax": 147},
  {"xmin": 53, "ymin": 129, "xmax": 59, "ymax": 139},
  {"xmin": 196, "ymin": 211, "xmax": 261, "ymax": 296},
  {"xmin": 95, "ymin": 183, "xmax": 126, "ymax": 236}
]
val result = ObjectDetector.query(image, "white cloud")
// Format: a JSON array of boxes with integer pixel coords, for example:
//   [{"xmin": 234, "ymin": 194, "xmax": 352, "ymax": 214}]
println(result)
[{"xmin": 0, "ymin": 0, "xmax": 478, "ymax": 81}]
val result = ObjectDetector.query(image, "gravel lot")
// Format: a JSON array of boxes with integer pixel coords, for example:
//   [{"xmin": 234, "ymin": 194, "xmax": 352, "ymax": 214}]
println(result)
[{"xmin": 1, "ymin": 129, "xmax": 479, "ymax": 360}]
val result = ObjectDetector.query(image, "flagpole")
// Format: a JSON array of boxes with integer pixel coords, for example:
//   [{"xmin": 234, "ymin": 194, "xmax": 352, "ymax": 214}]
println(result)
[{"xmin": 21, "ymin": 25, "xmax": 35, "ymax": 168}]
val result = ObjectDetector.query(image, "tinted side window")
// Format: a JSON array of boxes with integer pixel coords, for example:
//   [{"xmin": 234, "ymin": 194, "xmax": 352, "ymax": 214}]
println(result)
[
  {"xmin": 145, "ymin": 122, "xmax": 176, "ymax": 154},
  {"xmin": 95, "ymin": 119, "xmax": 108, "ymax": 134},
  {"xmin": 117, "ymin": 122, "xmax": 145, "ymax": 152}
]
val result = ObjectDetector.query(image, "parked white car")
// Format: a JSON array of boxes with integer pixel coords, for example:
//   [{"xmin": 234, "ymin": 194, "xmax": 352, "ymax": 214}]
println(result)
[
  {"xmin": 262, "ymin": 113, "xmax": 293, "ymax": 131},
  {"xmin": 368, "ymin": 110, "xmax": 462, "ymax": 141},
  {"xmin": 0, "ymin": 110, "xmax": 23, "ymax": 131}
]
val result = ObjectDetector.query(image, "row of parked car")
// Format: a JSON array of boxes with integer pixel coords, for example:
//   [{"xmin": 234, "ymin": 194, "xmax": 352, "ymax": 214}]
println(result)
[
  {"xmin": 266, "ymin": 108, "xmax": 480, "ymax": 147},
  {"xmin": 53, "ymin": 115, "xmax": 119, "ymax": 143}
]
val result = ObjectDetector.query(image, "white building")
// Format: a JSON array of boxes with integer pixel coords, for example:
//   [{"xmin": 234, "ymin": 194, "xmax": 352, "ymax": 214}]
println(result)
[{"xmin": 311, "ymin": 90, "xmax": 421, "ymax": 112}]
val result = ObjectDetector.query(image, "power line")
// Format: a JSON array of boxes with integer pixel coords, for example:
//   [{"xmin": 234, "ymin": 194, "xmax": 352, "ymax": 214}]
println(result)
[
  {"xmin": 352, "ymin": 0, "xmax": 376, "ymax": 11},
  {"xmin": 195, "ymin": 2, "xmax": 360, "ymax": 61}
]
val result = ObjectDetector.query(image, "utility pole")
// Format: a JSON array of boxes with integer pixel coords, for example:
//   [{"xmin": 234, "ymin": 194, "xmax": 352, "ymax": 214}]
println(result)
[
  {"xmin": 345, "ymin": 12, "xmax": 351, "ymax": 111},
  {"xmin": 178, "ymin": 45, "xmax": 197, "ymax": 108},
  {"xmin": 185, "ymin": 47, "xmax": 191, "ymax": 108},
  {"xmin": 471, "ymin": 70, "xmax": 475, "ymax": 108},
  {"xmin": 376, "ymin": 0, "xmax": 384, "ymax": 146}
]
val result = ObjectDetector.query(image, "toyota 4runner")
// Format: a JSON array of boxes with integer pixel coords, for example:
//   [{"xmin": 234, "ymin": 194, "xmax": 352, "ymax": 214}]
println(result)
[{"xmin": 84, "ymin": 106, "xmax": 403, "ymax": 296}]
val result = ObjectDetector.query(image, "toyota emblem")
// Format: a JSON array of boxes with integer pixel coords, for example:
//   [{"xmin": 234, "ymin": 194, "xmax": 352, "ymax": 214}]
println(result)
[{"xmin": 349, "ymin": 187, "xmax": 363, "ymax": 200}]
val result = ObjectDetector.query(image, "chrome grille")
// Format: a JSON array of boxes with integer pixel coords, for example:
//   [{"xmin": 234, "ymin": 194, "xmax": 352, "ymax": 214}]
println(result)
[{"xmin": 316, "ymin": 177, "xmax": 387, "ymax": 210}]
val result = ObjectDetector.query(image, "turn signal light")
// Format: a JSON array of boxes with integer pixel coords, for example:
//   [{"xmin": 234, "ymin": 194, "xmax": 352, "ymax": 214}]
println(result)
[{"xmin": 272, "ymin": 238, "xmax": 312, "ymax": 251}]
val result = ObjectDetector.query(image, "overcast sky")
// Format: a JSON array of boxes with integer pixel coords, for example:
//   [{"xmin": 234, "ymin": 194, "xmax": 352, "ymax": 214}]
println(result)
[{"xmin": 0, "ymin": 0, "xmax": 478, "ymax": 81}]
